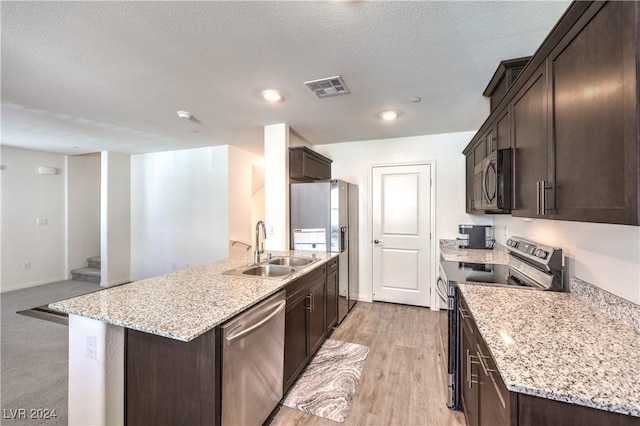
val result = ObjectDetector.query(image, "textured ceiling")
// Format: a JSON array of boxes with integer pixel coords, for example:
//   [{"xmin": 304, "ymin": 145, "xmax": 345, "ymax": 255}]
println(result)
[{"xmin": 1, "ymin": 1, "xmax": 570, "ymax": 156}]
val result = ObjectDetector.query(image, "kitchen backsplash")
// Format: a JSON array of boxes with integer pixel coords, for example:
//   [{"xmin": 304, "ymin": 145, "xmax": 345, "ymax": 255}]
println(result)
[{"xmin": 570, "ymin": 277, "xmax": 640, "ymax": 334}]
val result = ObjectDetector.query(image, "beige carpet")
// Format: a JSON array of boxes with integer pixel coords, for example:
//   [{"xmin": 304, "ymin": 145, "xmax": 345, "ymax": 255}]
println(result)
[{"xmin": 1, "ymin": 280, "xmax": 99, "ymax": 425}]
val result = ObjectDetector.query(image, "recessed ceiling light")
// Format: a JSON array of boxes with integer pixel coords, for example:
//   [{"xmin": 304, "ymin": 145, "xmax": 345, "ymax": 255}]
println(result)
[
  {"xmin": 410, "ymin": 97, "xmax": 421, "ymax": 103},
  {"xmin": 261, "ymin": 89, "xmax": 284, "ymax": 102},
  {"xmin": 380, "ymin": 111, "xmax": 399, "ymax": 121},
  {"xmin": 177, "ymin": 111, "xmax": 193, "ymax": 120}
]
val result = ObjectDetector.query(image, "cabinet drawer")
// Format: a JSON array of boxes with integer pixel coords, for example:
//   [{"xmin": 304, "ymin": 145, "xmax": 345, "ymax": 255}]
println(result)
[{"xmin": 285, "ymin": 264, "xmax": 326, "ymax": 303}]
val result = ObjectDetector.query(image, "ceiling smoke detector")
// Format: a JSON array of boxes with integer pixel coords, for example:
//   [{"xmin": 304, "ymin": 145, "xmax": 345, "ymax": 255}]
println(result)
[{"xmin": 304, "ymin": 75, "xmax": 350, "ymax": 98}]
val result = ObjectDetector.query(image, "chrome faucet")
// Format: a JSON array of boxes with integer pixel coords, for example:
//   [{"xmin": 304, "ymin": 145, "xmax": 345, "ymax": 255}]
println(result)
[{"xmin": 254, "ymin": 220, "xmax": 267, "ymax": 264}]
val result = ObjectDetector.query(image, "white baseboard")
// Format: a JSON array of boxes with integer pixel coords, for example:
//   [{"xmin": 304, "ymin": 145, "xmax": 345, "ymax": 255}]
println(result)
[
  {"xmin": 352, "ymin": 293, "xmax": 373, "ymax": 303},
  {"xmin": 101, "ymin": 278, "xmax": 129, "ymax": 287},
  {"xmin": 0, "ymin": 276, "xmax": 67, "ymax": 293}
]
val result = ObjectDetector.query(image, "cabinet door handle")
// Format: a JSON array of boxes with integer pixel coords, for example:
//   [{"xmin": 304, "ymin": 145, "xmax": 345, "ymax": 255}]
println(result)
[
  {"xmin": 459, "ymin": 307, "xmax": 471, "ymax": 320},
  {"xmin": 467, "ymin": 350, "xmax": 479, "ymax": 388},
  {"xmin": 478, "ymin": 352, "xmax": 498, "ymax": 375},
  {"xmin": 306, "ymin": 294, "xmax": 313, "ymax": 311},
  {"xmin": 541, "ymin": 180, "xmax": 552, "ymax": 215},
  {"xmin": 479, "ymin": 350, "xmax": 506, "ymax": 409},
  {"xmin": 536, "ymin": 181, "xmax": 541, "ymax": 215}
]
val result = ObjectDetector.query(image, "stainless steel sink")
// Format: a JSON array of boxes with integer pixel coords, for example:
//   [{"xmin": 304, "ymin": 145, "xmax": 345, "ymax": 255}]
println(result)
[
  {"xmin": 224, "ymin": 255, "xmax": 317, "ymax": 279},
  {"xmin": 268, "ymin": 257, "xmax": 314, "ymax": 267},
  {"xmin": 242, "ymin": 265, "xmax": 294, "ymax": 278},
  {"xmin": 224, "ymin": 263, "xmax": 296, "ymax": 279}
]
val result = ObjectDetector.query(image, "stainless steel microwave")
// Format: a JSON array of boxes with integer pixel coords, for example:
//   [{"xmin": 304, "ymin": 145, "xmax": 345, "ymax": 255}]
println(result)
[{"xmin": 473, "ymin": 148, "xmax": 512, "ymax": 211}]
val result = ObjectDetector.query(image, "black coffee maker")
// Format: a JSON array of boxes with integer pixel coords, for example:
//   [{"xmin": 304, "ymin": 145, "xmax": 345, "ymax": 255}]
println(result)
[{"xmin": 458, "ymin": 225, "xmax": 494, "ymax": 249}]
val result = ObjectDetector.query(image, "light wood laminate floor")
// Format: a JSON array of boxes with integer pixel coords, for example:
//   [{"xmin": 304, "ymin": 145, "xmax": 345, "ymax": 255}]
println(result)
[{"xmin": 270, "ymin": 301, "xmax": 466, "ymax": 426}]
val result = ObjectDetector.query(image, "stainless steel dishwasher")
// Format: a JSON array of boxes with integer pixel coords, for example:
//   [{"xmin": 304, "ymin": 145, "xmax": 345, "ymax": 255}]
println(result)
[{"xmin": 221, "ymin": 290, "xmax": 286, "ymax": 426}]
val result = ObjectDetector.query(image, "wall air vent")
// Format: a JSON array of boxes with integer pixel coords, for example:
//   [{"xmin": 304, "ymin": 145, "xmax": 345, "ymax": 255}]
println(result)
[{"xmin": 304, "ymin": 76, "xmax": 350, "ymax": 98}]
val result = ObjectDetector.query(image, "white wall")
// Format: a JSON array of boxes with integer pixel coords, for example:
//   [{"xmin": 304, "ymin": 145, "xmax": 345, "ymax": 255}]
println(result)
[
  {"xmin": 101, "ymin": 152, "xmax": 131, "ymax": 287},
  {"xmin": 251, "ymin": 165, "xmax": 266, "ymax": 239},
  {"xmin": 66, "ymin": 153, "xmax": 101, "ymax": 275},
  {"xmin": 315, "ymin": 131, "xmax": 491, "ymax": 303},
  {"xmin": 1, "ymin": 146, "xmax": 66, "ymax": 292},
  {"xmin": 494, "ymin": 217, "xmax": 640, "ymax": 304},
  {"xmin": 130, "ymin": 146, "xmax": 230, "ymax": 280},
  {"xmin": 228, "ymin": 146, "xmax": 264, "ymax": 258}
]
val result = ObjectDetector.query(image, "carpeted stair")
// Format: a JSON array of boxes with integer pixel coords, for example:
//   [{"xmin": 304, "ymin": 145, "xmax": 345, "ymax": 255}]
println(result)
[{"xmin": 71, "ymin": 256, "xmax": 101, "ymax": 284}]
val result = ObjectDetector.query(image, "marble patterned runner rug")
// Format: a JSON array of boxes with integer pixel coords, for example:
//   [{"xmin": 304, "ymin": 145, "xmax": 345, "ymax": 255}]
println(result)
[{"xmin": 282, "ymin": 339, "xmax": 369, "ymax": 423}]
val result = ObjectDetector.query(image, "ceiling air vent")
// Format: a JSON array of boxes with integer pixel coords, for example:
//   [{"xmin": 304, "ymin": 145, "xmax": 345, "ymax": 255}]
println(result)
[{"xmin": 304, "ymin": 76, "xmax": 350, "ymax": 98}]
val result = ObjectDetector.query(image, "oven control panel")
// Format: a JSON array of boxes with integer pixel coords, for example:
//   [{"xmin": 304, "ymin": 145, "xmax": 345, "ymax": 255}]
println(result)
[{"xmin": 506, "ymin": 238, "xmax": 555, "ymax": 265}]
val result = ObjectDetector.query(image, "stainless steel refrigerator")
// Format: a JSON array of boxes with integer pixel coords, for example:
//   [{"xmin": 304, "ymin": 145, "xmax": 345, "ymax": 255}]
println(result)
[{"xmin": 290, "ymin": 180, "xmax": 358, "ymax": 324}]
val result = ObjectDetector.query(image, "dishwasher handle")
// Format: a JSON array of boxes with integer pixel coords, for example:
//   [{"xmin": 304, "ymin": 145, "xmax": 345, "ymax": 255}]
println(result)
[{"xmin": 223, "ymin": 299, "xmax": 286, "ymax": 345}]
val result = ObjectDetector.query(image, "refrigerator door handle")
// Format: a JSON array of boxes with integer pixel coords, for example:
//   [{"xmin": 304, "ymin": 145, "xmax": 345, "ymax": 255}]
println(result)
[{"xmin": 340, "ymin": 226, "xmax": 347, "ymax": 252}]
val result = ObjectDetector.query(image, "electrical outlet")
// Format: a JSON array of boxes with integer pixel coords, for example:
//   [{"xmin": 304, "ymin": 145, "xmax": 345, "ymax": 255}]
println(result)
[
  {"xmin": 36, "ymin": 218, "xmax": 48, "ymax": 226},
  {"xmin": 22, "ymin": 261, "xmax": 31, "ymax": 270},
  {"xmin": 86, "ymin": 335, "xmax": 97, "ymax": 360},
  {"xmin": 269, "ymin": 225, "xmax": 276, "ymax": 235}
]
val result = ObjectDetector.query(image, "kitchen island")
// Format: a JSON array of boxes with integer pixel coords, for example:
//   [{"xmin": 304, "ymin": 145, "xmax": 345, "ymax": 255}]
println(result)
[{"xmin": 49, "ymin": 250, "xmax": 337, "ymax": 426}]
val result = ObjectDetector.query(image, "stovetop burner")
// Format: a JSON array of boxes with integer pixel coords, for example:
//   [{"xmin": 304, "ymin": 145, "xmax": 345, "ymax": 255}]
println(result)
[{"xmin": 441, "ymin": 261, "xmax": 511, "ymax": 286}]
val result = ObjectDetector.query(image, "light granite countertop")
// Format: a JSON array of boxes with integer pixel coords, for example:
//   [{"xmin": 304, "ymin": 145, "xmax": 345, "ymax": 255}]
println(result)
[
  {"xmin": 49, "ymin": 251, "xmax": 336, "ymax": 342},
  {"xmin": 458, "ymin": 284, "xmax": 640, "ymax": 417},
  {"xmin": 440, "ymin": 244, "xmax": 510, "ymax": 265}
]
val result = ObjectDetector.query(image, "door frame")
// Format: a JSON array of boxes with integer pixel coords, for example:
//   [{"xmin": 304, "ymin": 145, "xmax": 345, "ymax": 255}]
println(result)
[{"xmin": 369, "ymin": 160, "xmax": 438, "ymax": 310}]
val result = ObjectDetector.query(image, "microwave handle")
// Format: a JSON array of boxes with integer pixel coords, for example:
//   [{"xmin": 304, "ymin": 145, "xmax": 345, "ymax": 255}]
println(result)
[{"xmin": 482, "ymin": 161, "xmax": 496, "ymax": 203}]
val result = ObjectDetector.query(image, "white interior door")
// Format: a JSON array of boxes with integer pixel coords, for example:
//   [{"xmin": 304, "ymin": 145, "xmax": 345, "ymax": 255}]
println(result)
[{"xmin": 372, "ymin": 164, "xmax": 431, "ymax": 307}]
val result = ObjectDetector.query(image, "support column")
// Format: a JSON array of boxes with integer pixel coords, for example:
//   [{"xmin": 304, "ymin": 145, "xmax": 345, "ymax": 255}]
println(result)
[
  {"xmin": 101, "ymin": 152, "xmax": 130, "ymax": 287},
  {"xmin": 68, "ymin": 315, "xmax": 124, "ymax": 425},
  {"xmin": 263, "ymin": 124, "xmax": 290, "ymax": 251}
]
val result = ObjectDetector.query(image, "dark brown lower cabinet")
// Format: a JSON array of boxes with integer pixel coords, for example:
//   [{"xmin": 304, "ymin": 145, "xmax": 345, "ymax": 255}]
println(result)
[
  {"xmin": 518, "ymin": 394, "xmax": 640, "ymax": 426},
  {"xmin": 325, "ymin": 258, "xmax": 338, "ymax": 332},
  {"xmin": 283, "ymin": 262, "xmax": 329, "ymax": 393},
  {"xmin": 125, "ymin": 328, "xmax": 221, "ymax": 426},
  {"xmin": 283, "ymin": 289, "xmax": 310, "ymax": 392},
  {"xmin": 476, "ymin": 338, "xmax": 515, "ymax": 426},
  {"xmin": 459, "ymin": 310, "xmax": 479, "ymax": 426},
  {"xmin": 458, "ymin": 294, "xmax": 640, "ymax": 426},
  {"xmin": 308, "ymin": 277, "xmax": 327, "ymax": 355}
]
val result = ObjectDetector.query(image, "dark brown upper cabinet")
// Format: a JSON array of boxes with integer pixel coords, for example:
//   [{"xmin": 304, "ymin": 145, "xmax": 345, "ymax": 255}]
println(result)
[
  {"xmin": 464, "ymin": 0, "xmax": 640, "ymax": 225},
  {"xmin": 512, "ymin": 65, "xmax": 549, "ymax": 219},
  {"xmin": 289, "ymin": 146, "xmax": 332, "ymax": 182},
  {"xmin": 466, "ymin": 153, "xmax": 476, "ymax": 214},
  {"xmin": 483, "ymin": 57, "xmax": 531, "ymax": 113},
  {"xmin": 546, "ymin": 1, "xmax": 638, "ymax": 225}
]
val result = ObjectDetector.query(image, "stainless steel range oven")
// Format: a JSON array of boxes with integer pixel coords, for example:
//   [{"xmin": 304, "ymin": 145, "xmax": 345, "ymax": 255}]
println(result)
[{"xmin": 442, "ymin": 236, "xmax": 564, "ymax": 409}]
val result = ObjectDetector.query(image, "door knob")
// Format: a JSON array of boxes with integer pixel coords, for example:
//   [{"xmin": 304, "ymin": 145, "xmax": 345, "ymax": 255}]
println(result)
[{"xmin": 373, "ymin": 239, "xmax": 383, "ymax": 245}]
